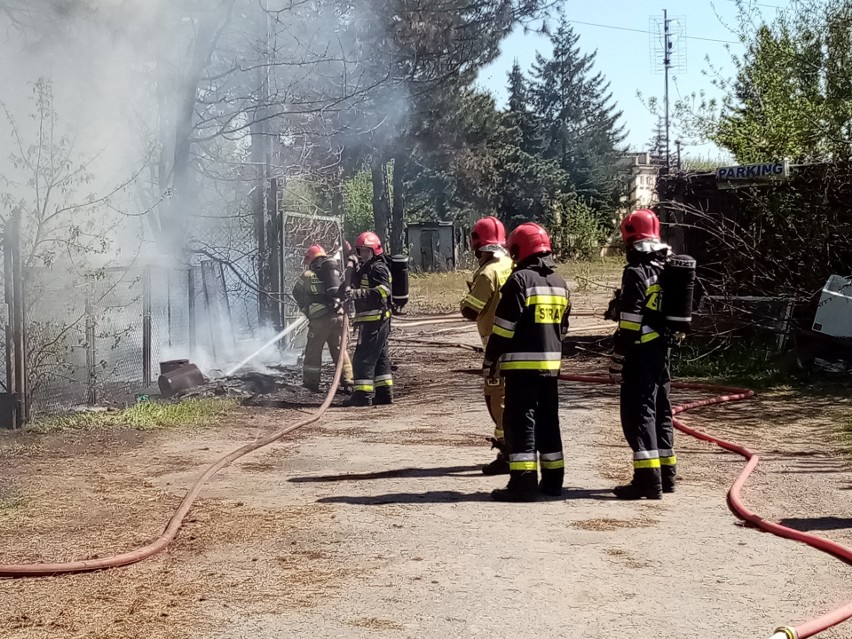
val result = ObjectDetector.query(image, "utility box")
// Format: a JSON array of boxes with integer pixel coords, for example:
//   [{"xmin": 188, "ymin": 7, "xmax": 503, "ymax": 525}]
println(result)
[
  {"xmin": 813, "ymin": 275, "xmax": 852, "ymax": 338},
  {"xmin": 405, "ymin": 222, "xmax": 459, "ymax": 272}
]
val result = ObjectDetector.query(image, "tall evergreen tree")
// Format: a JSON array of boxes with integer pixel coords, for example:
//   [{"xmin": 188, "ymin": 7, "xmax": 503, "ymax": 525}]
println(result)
[
  {"xmin": 497, "ymin": 61, "xmax": 564, "ymax": 227},
  {"xmin": 648, "ymin": 116, "xmax": 667, "ymax": 161},
  {"xmin": 530, "ymin": 16, "xmax": 627, "ymax": 217}
]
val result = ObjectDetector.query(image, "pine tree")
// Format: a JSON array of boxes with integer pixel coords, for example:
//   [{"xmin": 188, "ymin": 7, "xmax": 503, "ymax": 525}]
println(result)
[
  {"xmin": 530, "ymin": 16, "xmax": 627, "ymax": 218},
  {"xmin": 647, "ymin": 116, "xmax": 666, "ymax": 163},
  {"xmin": 497, "ymin": 61, "xmax": 564, "ymax": 227}
]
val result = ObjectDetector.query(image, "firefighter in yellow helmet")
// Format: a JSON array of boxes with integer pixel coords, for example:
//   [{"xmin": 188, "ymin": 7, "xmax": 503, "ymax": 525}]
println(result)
[
  {"xmin": 292, "ymin": 244, "xmax": 354, "ymax": 393},
  {"xmin": 460, "ymin": 216, "xmax": 514, "ymax": 475}
]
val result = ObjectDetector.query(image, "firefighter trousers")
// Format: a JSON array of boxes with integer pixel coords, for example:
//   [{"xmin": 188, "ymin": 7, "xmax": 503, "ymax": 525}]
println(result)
[
  {"xmin": 483, "ymin": 365, "xmax": 505, "ymax": 442},
  {"xmin": 503, "ymin": 375, "xmax": 563, "ymax": 491},
  {"xmin": 303, "ymin": 314, "xmax": 354, "ymax": 389},
  {"xmin": 619, "ymin": 340, "xmax": 675, "ymax": 488},
  {"xmin": 352, "ymin": 318, "xmax": 392, "ymax": 397}
]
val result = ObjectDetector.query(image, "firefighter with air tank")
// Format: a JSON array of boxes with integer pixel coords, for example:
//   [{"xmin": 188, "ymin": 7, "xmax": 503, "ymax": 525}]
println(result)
[
  {"xmin": 292, "ymin": 245, "xmax": 354, "ymax": 393},
  {"xmin": 608, "ymin": 209, "xmax": 696, "ymax": 499},
  {"xmin": 339, "ymin": 231, "xmax": 410, "ymax": 408}
]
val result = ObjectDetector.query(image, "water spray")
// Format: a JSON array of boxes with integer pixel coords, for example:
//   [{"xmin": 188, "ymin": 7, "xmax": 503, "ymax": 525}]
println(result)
[{"xmin": 224, "ymin": 316, "xmax": 308, "ymax": 376}]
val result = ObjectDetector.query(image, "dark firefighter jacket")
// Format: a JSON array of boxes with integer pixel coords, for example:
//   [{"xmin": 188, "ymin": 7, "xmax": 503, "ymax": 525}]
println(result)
[
  {"xmin": 351, "ymin": 255, "xmax": 392, "ymax": 323},
  {"xmin": 292, "ymin": 257, "xmax": 342, "ymax": 320},
  {"xmin": 614, "ymin": 250, "xmax": 667, "ymax": 356},
  {"xmin": 484, "ymin": 256, "xmax": 571, "ymax": 376}
]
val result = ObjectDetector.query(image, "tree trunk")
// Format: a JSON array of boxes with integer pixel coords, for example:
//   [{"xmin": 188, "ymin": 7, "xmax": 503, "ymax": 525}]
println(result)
[
  {"xmin": 390, "ymin": 153, "xmax": 406, "ymax": 255},
  {"xmin": 371, "ymin": 155, "xmax": 391, "ymax": 247},
  {"xmin": 160, "ymin": 1, "xmax": 235, "ymax": 258}
]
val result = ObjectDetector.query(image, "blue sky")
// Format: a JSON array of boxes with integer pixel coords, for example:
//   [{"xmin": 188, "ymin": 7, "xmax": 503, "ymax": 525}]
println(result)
[{"xmin": 476, "ymin": 0, "xmax": 791, "ymax": 160}]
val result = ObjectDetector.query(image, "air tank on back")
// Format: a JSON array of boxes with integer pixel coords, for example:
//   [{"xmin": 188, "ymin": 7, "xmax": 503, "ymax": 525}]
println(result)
[
  {"xmin": 661, "ymin": 254, "xmax": 696, "ymax": 333},
  {"xmin": 390, "ymin": 254, "xmax": 409, "ymax": 314}
]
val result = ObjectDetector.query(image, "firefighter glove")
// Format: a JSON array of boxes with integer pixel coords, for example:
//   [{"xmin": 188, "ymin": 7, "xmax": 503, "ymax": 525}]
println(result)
[
  {"xmin": 608, "ymin": 355, "xmax": 624, "ymax": 384},
  {"xmin": 482, "ymin": 358, "xmax": 498, "ymax": 380},
  {"xmin": 604, "ymin": 288, "xmax": 621, "ymax": 322}
]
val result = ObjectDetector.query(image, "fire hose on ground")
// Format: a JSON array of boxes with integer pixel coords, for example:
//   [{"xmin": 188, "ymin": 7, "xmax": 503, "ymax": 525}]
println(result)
[
  {"xmin": 0, "ymin": 316, "xmax": 350, "ymax": 578},
  {"xmin": 394, "ymin": 335, "xmax": 852, "ymax": 639},
  {"xmin": 2, "ymin": 323, "xmax": 851, "ymax": 638}
]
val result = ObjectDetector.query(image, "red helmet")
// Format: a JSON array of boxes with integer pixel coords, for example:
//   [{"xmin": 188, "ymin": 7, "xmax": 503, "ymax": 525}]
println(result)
[
  {"xmin": 508, "ymin": 223, "xmax": 552, "ymax": 262},
  {"xmin": 470, "ymin": 216, "xmax": 506, "ymax": 252},
  {"xmin": 621, "ymin": 209, "xmax": 661, "ymax": 245},
  {"xmin": 303, "ymin": 244, "xmax": 326, "ymax": 265},
  {"xmin": 355, "ymin": 231, "xmax": 383, "ymax": 256}
]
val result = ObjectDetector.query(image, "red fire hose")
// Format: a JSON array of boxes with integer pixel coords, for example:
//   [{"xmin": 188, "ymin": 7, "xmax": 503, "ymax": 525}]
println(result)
[
  {"xmin": 0, "ymin": 316, "xmax": 350, "ymax": 578},
  {"xmin": 558, "ymin": 373, "xmax": 852, "ymax": 639},
  {"xmin": 2, "ymin": 320, "xmax": 850, "ymax": 638}
]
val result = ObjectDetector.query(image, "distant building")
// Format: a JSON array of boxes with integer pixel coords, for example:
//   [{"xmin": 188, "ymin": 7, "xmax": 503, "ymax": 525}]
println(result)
[
  {"xmin": 599, "ymin": 151, "xmax": 665, "ymax": 255},
  {"xmin": 619, "ymin": 151, "xmax": 664, "ymax": 209}
]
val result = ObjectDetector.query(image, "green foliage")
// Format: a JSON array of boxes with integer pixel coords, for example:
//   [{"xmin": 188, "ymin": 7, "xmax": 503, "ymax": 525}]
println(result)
[
  {"xmin": 671, "ymin": 336, "xmax": 787, "ymax": 388},
  {"xmin": 342, "ymin": 170, "xmax": 376, "ymax": 238},
  {"xmin": 681, "ymin": 155, "xmax": 731, "ymax": 173},
  {"xmin": 400, "ymin": 17, "xmax": 628, "ymax": 246},
  {"xmin": 674, "ymin": 0, "xmax": 852, "ymax": 163},
  {"xmin": 531, "ymin": 16, "xmax": 628, "ymax": 217},
  {"xmin": 29, "ymin": 398, "xmax": 238, "ymax": 433},
  {"xmin": 549, "ymin": 196, "xmax": 605, "ymax": 260}
]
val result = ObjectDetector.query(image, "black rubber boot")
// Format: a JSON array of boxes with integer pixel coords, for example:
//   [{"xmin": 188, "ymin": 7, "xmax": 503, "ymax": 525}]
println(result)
[
  {"xmin": 539, "ymin": 467, "xmax": 564, "ymax": 497},
  {"xmin": 662, "ymin": 465, "xmax": 677, "ymax": 494},
  {"xmin": 491, "ymin": 471, "xmax": 539, "ymax": 502},
  {"xmin": 613, "ymin": 468, "xmax": 663, "ymax": 500},
  {"xmin": 342, "ymin": 391, "xmax": 372, "ymax": 407},
  {"xmin": 373, "ymin": 387, "xmax": 393, "ymax": 405},
  {"xmin": 482, "ymin": 453, "xmax": 510, "ymax": 476}
]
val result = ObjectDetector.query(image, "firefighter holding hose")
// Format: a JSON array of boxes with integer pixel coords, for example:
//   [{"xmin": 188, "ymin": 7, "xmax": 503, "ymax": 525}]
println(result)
[
  {"xmin": 484, "ymin": 223, "xmax": 571, "ymax": 502},
  {"xmin": 460, "ymin": 216, "xmax": 514, "ymax": 475},
  {"xmin": 292, "ymin": 245, "xmax": 354, "ymax": 393},
  {"xmin": 609, "ymin": 209, "xmax": 676, "ymax": 500},
  {"xmin": 342, "ymin": 231, "xmax": 394, "ymax": 407}
]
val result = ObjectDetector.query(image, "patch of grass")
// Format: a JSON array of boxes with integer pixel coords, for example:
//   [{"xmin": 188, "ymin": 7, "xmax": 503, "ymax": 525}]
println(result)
[
  {"xmin": 672, "ymin": 336, "xmax": 795, "ymax": 390},
  {"xmin": 672, "ymin": 335, "xmax": 852, "ymax": 393},
  {"xmin": 408, "ymin": 259, "xmax": 623, "ymax": 312},
  {"xmin": 407, "ymin": 271, "xmax": 469, "ymax": 313},
  {"xmin": 559, "ymin": 257, "xmax": 623, "ymax": 292},
  {"xmin": 0, "ymin": 440, "xmax": 43, "ymax": 457},
  {"xmin": 29, "ymin": 398, "xmax": 239, "ymax": 434},
  {"xmin": 0, "ymin": 497, "xmax": 23, "ymax": 514}
]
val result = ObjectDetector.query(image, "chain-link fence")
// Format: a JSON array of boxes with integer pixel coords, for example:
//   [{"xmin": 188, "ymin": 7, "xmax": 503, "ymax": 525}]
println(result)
[
  {"xmin": 281, "ymin": 212, "xmax": 343, "ymax": 326},
  {"xmin": 21, "ymin": 265, "xmax": 193, "ymax": 414},
  {"xmin": 1, "ymin": 205, "xmax": 343, "ymax": 418}
]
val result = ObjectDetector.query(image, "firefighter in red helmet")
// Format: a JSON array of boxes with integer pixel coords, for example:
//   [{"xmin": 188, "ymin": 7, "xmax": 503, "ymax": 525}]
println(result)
[
  {"xmin": 460, "ymin": 216, "xmax": 514, "ymax": 474},
  {"xmin": 609, "ymin": 209, "xmax": 675, "ymax": 499},
  {"xmin": 343, "ymin": 231, "xmax": 394, "ymax": 407},
  {"xmin": 484, "ymin": 223, "xmax": 571, "ymax": 502},
  {"xmin": 292, "ymin": 244, "xmax": 354, "ymax": 392}
]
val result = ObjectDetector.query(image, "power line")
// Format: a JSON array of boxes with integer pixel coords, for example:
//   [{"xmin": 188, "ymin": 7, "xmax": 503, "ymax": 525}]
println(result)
[
  {"xmin": 565, "ymin": 19, "xmax": 740, "ymax": 45},
  {"xmin": 718, "ymin": 0, "xmax": 786, "ymax": 10}
]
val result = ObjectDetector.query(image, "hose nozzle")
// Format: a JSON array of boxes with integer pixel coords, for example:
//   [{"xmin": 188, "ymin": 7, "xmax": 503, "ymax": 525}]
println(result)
[{"xmin": 770, "ymin": 628, "xmax": 797, "ymax": 639}]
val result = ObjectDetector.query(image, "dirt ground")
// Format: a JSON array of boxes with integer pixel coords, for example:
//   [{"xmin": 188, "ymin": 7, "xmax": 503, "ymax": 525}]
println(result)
[{"xmin": 1, "ymin": 303, "xmax": 852, "ymax": 638}]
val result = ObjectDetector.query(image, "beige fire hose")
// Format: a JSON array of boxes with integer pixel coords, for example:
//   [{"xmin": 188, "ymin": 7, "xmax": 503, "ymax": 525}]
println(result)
[{"xmin": 0, "ymin": 316, "xmax": 350, "ymax": 577}]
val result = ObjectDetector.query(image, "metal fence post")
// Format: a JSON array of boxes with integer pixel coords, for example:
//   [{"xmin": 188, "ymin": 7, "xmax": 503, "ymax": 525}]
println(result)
[
  {"xmin": 142, "ymin": 265, "xmax": 152, "ymax": 386},
  {"xmin": 2, "ymin": 219, "xmax": 18, "ymax": 429},
  {"xmin": 85, "ymin": 291, "xmax": 97, "ymax": 406},
  {"xmin": 11, "ymin": 212, "xmax": 26, "ymax": 425},
  {"xmin": 188, "ymin": 267, "xmax": 196, "ymax": 359}
]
